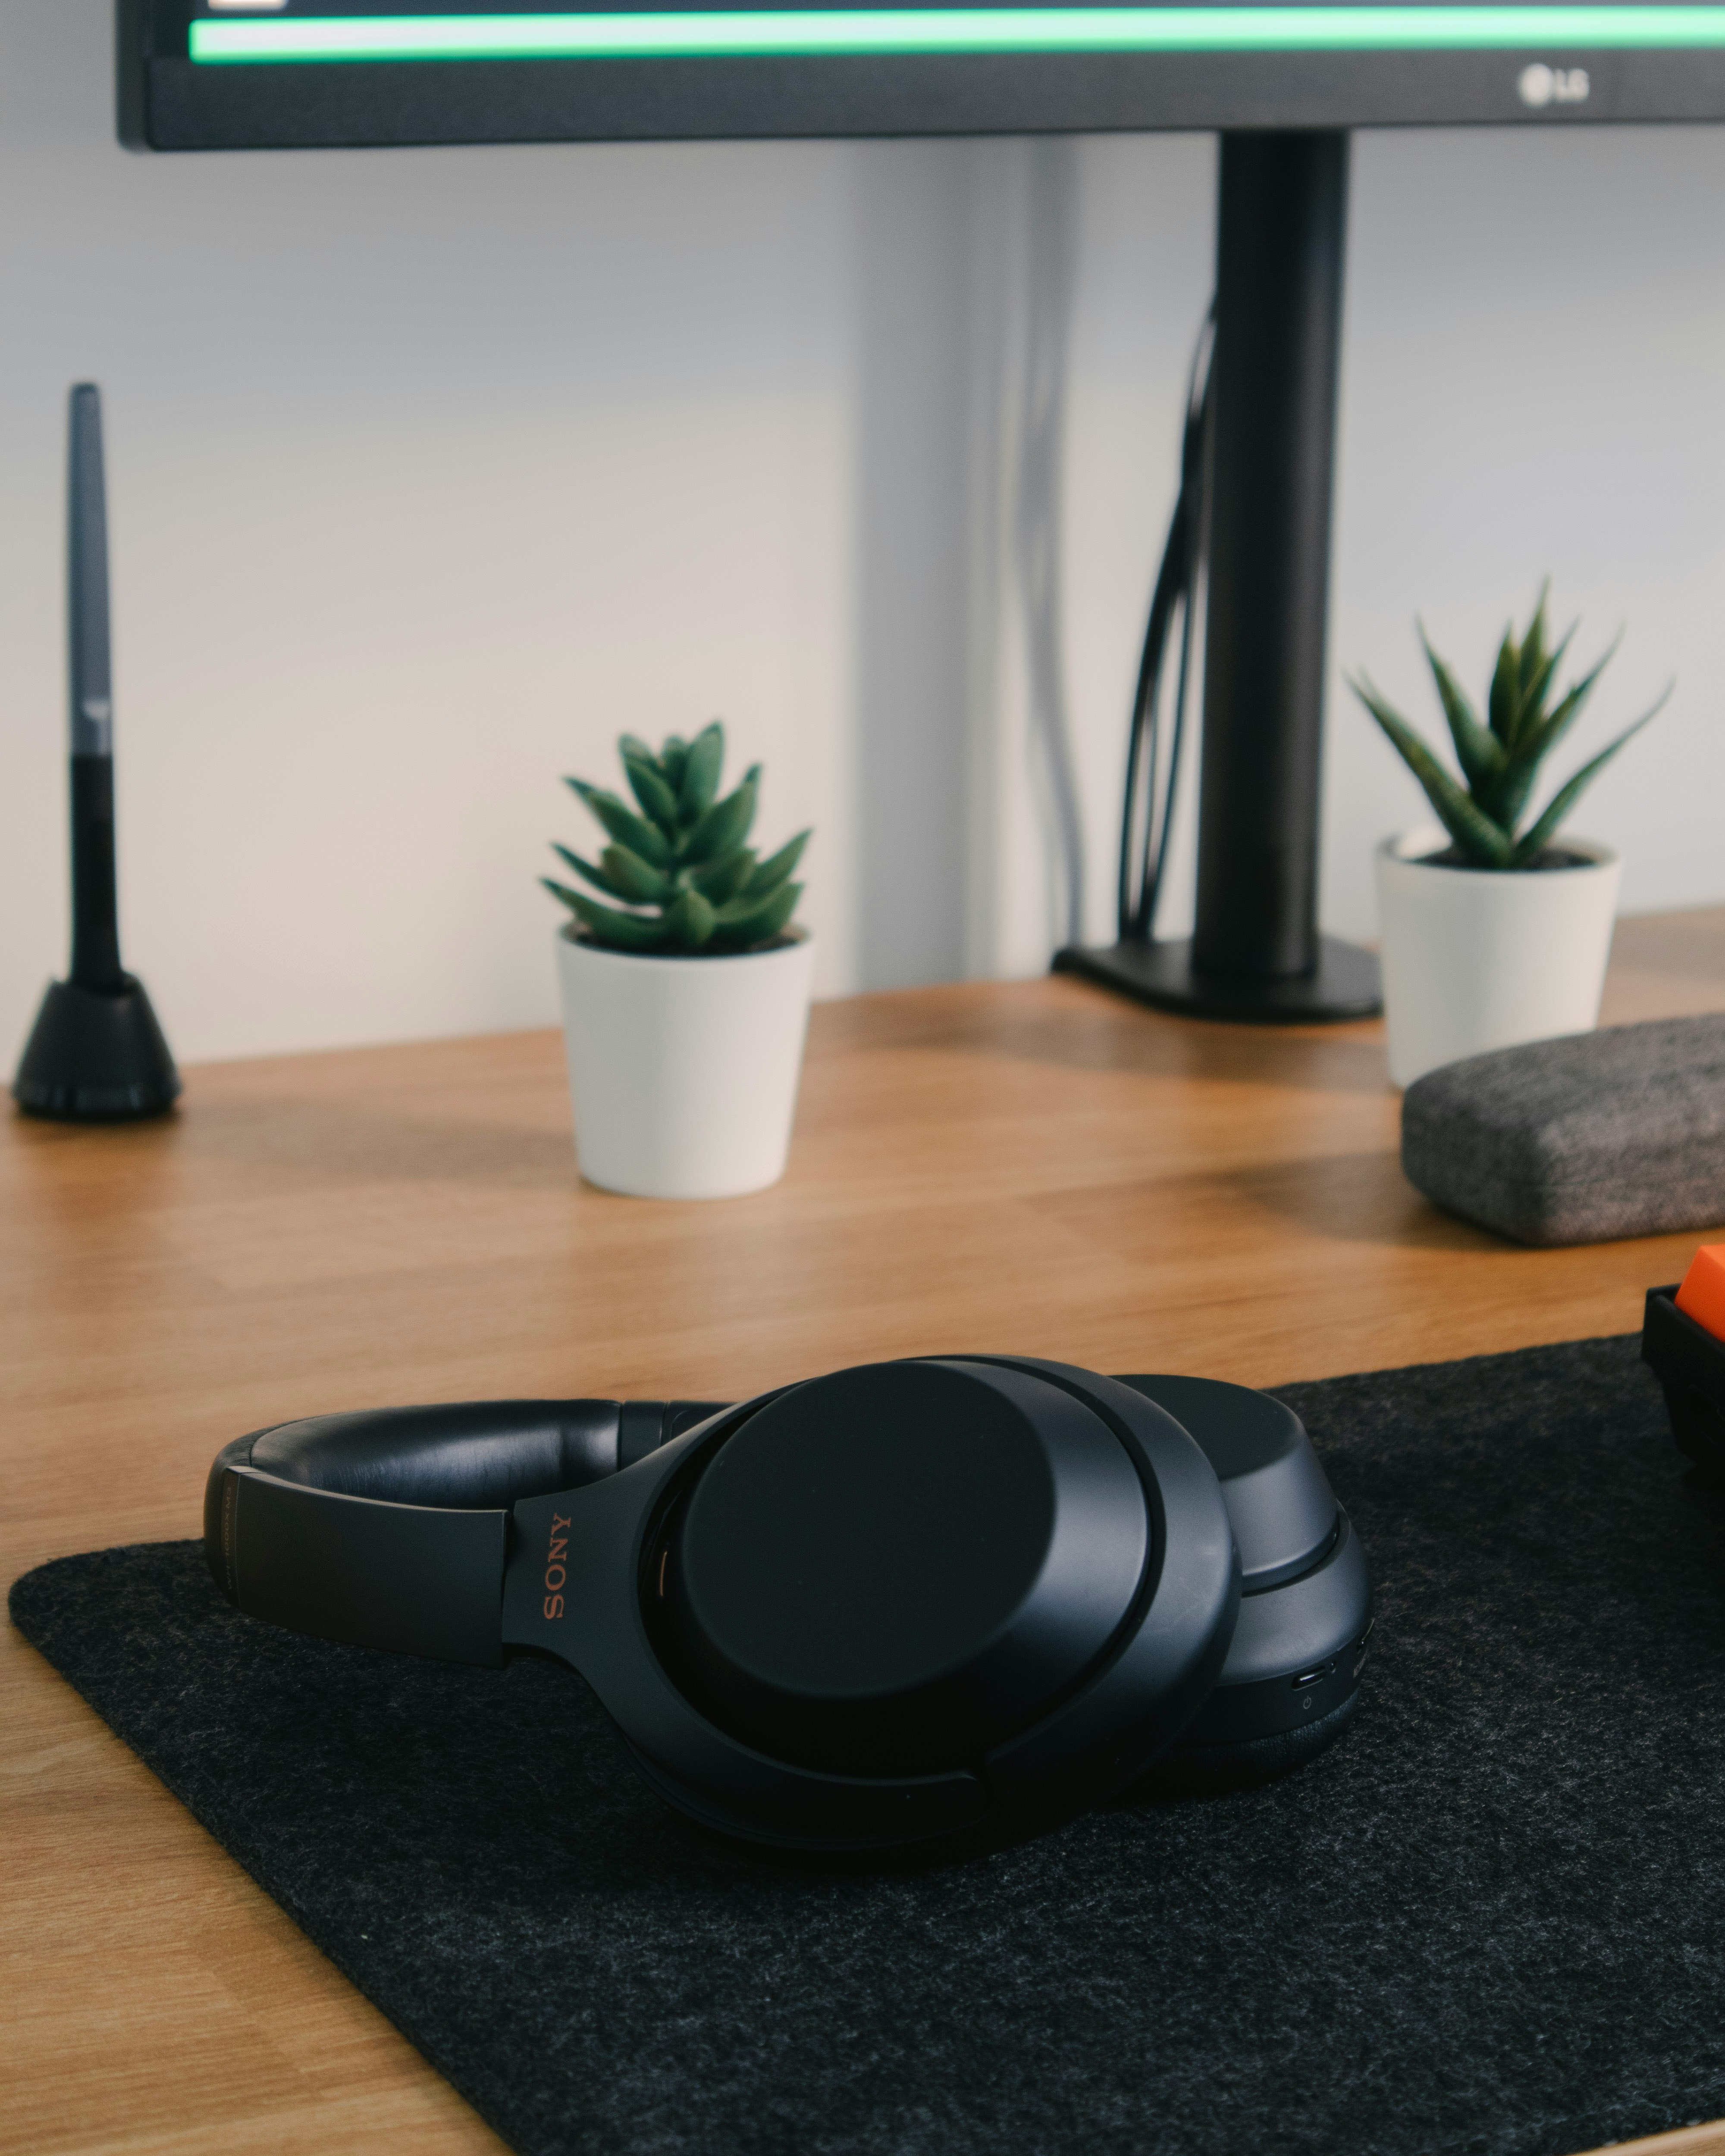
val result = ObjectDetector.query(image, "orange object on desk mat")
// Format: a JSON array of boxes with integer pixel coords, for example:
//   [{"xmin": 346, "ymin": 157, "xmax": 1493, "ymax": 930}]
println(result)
[{"xmin": 1675, "ymin": 1244, "xmax": 1725, "ymax": 1342}]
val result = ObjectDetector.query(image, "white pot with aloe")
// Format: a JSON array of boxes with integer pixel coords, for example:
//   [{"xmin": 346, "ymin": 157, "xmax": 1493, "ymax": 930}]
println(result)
[{"xmin": 1351, "ymin": 589, "xmax": 1669, "ymax": 1090}]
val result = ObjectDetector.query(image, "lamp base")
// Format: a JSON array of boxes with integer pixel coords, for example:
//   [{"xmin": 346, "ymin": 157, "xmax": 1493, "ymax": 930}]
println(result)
[
  {"xmin": 1052, "ymin": 936, "xmax": 1381, "ymax": 1025},
  {"xmin": 13, "ymin": 975, "xmax": 181, "ymax": 1120}
]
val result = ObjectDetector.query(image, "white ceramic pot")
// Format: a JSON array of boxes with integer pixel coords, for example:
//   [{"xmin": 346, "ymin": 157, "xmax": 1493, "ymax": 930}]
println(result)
[
  {"xmin": 1375, "ymin": 827, "xmax": 1620, "ymax": 1089},
  {"xmin": 554, "ymin": 927, "xmax": 815, "ymax": 1199}
]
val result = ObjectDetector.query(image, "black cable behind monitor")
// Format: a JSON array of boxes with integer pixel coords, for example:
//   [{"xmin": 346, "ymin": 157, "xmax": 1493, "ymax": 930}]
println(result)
[
  {"xmin": 1117, "ymin": 303, "xmax": 1212, "ymax": 949},
  {"xmin": 13, "ymin": 385, "xmax": 179, "ymax": 1122}
]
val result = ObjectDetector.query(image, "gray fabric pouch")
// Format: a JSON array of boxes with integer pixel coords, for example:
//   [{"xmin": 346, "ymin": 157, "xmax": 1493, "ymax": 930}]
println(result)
[{"xmin": 1401, "ymin": 1013, "xmax": 1725, "ymax": 1246}]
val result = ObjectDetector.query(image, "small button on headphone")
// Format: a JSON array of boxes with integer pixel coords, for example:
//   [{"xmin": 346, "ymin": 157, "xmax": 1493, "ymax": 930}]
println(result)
[{"xmin": 204, "ymin": 1355, "xmax": 1371, "ymax": 1855}]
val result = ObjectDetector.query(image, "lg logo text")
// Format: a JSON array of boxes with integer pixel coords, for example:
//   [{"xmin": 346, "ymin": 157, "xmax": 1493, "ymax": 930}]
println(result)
[{"xmin": 1518, "ymin": 63, "xmax": 1590, "ymax": 107}]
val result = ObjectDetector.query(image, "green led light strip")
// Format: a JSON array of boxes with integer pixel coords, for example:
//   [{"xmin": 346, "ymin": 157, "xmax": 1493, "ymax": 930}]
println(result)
[{"xmin": 188, "ymin": 5, "xmax": 1725, "ymax": 64}]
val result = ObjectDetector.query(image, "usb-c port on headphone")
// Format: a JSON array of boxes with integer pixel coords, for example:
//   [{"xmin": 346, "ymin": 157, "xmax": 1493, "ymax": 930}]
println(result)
[{"xmin": 1291, "ymin": 1661, "xmax": 1334, "ymax": 1689}]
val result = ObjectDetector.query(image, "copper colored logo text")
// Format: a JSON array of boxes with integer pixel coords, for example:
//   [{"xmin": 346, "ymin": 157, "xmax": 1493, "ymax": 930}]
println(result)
[{"xmin": 543, "ymin": 1512, "xmax": 570, "ymax": 1619}]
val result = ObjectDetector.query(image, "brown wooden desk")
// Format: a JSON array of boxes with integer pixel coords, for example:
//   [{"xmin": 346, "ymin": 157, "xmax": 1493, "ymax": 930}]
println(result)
[{"xmin": 7, "ymin": 908, "xmax": 1725, "ymax": 2156}]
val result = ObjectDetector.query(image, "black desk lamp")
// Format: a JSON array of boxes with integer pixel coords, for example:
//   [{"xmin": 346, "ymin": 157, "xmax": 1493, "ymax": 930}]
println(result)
[{"xmin": 13, "ymin": 385, "xmax": 179, "ymax": 1121}]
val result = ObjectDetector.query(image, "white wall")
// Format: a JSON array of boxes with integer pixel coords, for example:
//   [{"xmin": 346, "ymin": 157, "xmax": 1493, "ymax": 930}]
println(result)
[{"xmin": 3, "ymin": 0, "xmax": 1723, "ymax": 1065}]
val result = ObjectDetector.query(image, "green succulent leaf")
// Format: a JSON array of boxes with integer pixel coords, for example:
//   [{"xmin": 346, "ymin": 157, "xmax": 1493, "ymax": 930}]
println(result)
[
  {"xmin": 658, "ymin": 735, "xmax": 688, "ymax": 793},
  {"xmin": 1509, "ymin": 687, "xmax": 1671, "ymax": 865},
  {"xmin": 677, "ymin": 723, "xmax": 725, "ymax": 827},
  {"xmin": 1512, "ymin": 617, "xmax": 1577, "ymax": 748},
  {"xmin": 663, "ymin": 886, "xmax": 718, "ymax": 951},
  {"xmin": 547, "ymin": 883, "xmax": 671, "ymax": 951},
  {"xmin": 711, "ymin": 880, "xmax": 802, "ymax": 949},
  {"xmin": 1349, "ymin": 677, "xmax": 1513, "ymax": 868},
  {"xmin": 1517, "ymin": 582, "xmax": 1551, "ymax": 705},
  {"xmin": 684, "ymin": 768, "xmax": 759, "ymax": 865},
  {"xmin": 744, "ymin": 829, "xmax": 811, "ymax": 897},
  {"xmin": 1483, "ymin": 587, "xmax": 1558, "ymax": 756},
  {"xmin": 1492, "ymin": 635, "xmax": 1615, "ymax": 835},
  {"xmin": 1487, "ymin": 624, "xmax": 1526, "ymax": 751},
  {"xmin": 568, "ymin": 779, "xmax": 674, "ymax": 868},
  {"xmin": 618, "ymin": 733, "xmax": 657, "ymax": 771},
  {"xmin": 550, "ymin": 843, "xmax": 628, "ymax": 900},
  {"xmin": 622, "ymin": 753, "xmax": 682, "ymax": 836},
  {"xmin": 1419, "ymin": 626, "xmax": 1502, "ymax": 796},
  {"xmin": 690, "ymin": 847, "xmax": 756, "ymax": 905},
  {"xmin": 600, "ymin": 842, "xmax": 675, "ymax": 903}
]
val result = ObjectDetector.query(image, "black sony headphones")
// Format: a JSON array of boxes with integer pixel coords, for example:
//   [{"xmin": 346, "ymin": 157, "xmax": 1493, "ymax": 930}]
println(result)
[{"xmin": 205, "ymin": 1356, "xmax": 1371, "ymax": 1855}]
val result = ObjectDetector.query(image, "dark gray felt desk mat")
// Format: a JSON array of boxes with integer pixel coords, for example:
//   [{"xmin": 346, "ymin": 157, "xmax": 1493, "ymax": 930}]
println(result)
[{"xmin": 13, "ymin": 1336, "xmax": 1725, "ymax": 2156}]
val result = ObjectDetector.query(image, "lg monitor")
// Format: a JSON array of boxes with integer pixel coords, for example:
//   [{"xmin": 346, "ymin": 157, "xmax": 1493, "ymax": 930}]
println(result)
[{"xmin": 119, "ymin": 4, "xmax": 1725, "ymax": 149}]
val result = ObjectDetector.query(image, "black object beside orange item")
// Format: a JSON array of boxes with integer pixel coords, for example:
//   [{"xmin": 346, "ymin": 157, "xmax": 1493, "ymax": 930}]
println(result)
[
  {"xmin": 203, "ymin": 1359, "xmax": 1372, "ymax": 1854},
  {"xmin": 1642, "ymin": 1267, "xmax": 1725, "ymax": 1485}
]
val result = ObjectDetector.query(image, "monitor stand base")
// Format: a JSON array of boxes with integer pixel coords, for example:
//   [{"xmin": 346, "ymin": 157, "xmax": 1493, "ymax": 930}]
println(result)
[{"xmin": 1051, "ymin": 936, "xmax": 1381, "ymax": 1025}]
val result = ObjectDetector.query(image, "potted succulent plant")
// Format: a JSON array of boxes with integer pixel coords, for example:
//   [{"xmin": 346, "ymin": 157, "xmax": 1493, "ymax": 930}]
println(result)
[
  {"xmin": 544, "ymin": 722, "xmax": 812, "ymax": 1198},
  {"xmin": 1351, "ymin": 589, "xmax": 1668, "ymax": 1088}
]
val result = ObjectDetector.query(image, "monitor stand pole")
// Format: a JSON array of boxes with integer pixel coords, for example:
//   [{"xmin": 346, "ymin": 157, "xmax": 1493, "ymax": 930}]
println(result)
[{"xmin": 1055, "ymin": 129, "xmax": 1381, "ymax": 1022}]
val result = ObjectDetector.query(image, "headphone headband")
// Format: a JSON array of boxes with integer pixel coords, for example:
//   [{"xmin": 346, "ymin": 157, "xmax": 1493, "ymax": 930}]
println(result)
[{"xmin": 205, "ymin": 1397, "xmax": 729, "ymax": 1665}]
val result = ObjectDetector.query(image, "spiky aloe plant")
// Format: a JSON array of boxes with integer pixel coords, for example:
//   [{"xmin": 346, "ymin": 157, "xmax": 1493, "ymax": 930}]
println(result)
[
  {"xmin": 544, "ymin": 722, "xmax": 809, "ymax": 954},
  {"xmin": 1349, "ymin": 589, "xmax": 1669, "ymax": 869}
]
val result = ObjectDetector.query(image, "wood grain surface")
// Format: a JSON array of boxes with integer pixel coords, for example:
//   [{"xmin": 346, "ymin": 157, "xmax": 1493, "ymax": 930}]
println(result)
[{"xmin": 6, "ymin": 908, "xmax": 1725, "ymax": 2156}]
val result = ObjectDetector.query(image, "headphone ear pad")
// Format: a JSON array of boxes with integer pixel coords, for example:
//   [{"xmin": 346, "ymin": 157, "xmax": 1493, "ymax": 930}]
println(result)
[{"xmin": 1126, "ymin": 1687, "xmax": 1360, "ymax": 1800}]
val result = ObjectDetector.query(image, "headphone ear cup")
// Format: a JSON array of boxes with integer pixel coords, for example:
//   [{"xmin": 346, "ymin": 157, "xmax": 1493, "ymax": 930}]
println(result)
[
  {"xmin": 1104, "ymin": 1373, "xmax": 1373, "ymax": 1801},
  {"xmin": 1126, "ymin": 1686, "xmax": 1360, "ymax": 1799},
  {"xmin": 535, "ymin": 1353, "xmax": 1242, "ymax": 1851},
  {"xmin": 648, "ymin": 1358, "xmax": 1157, "ymax": 1779}
]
